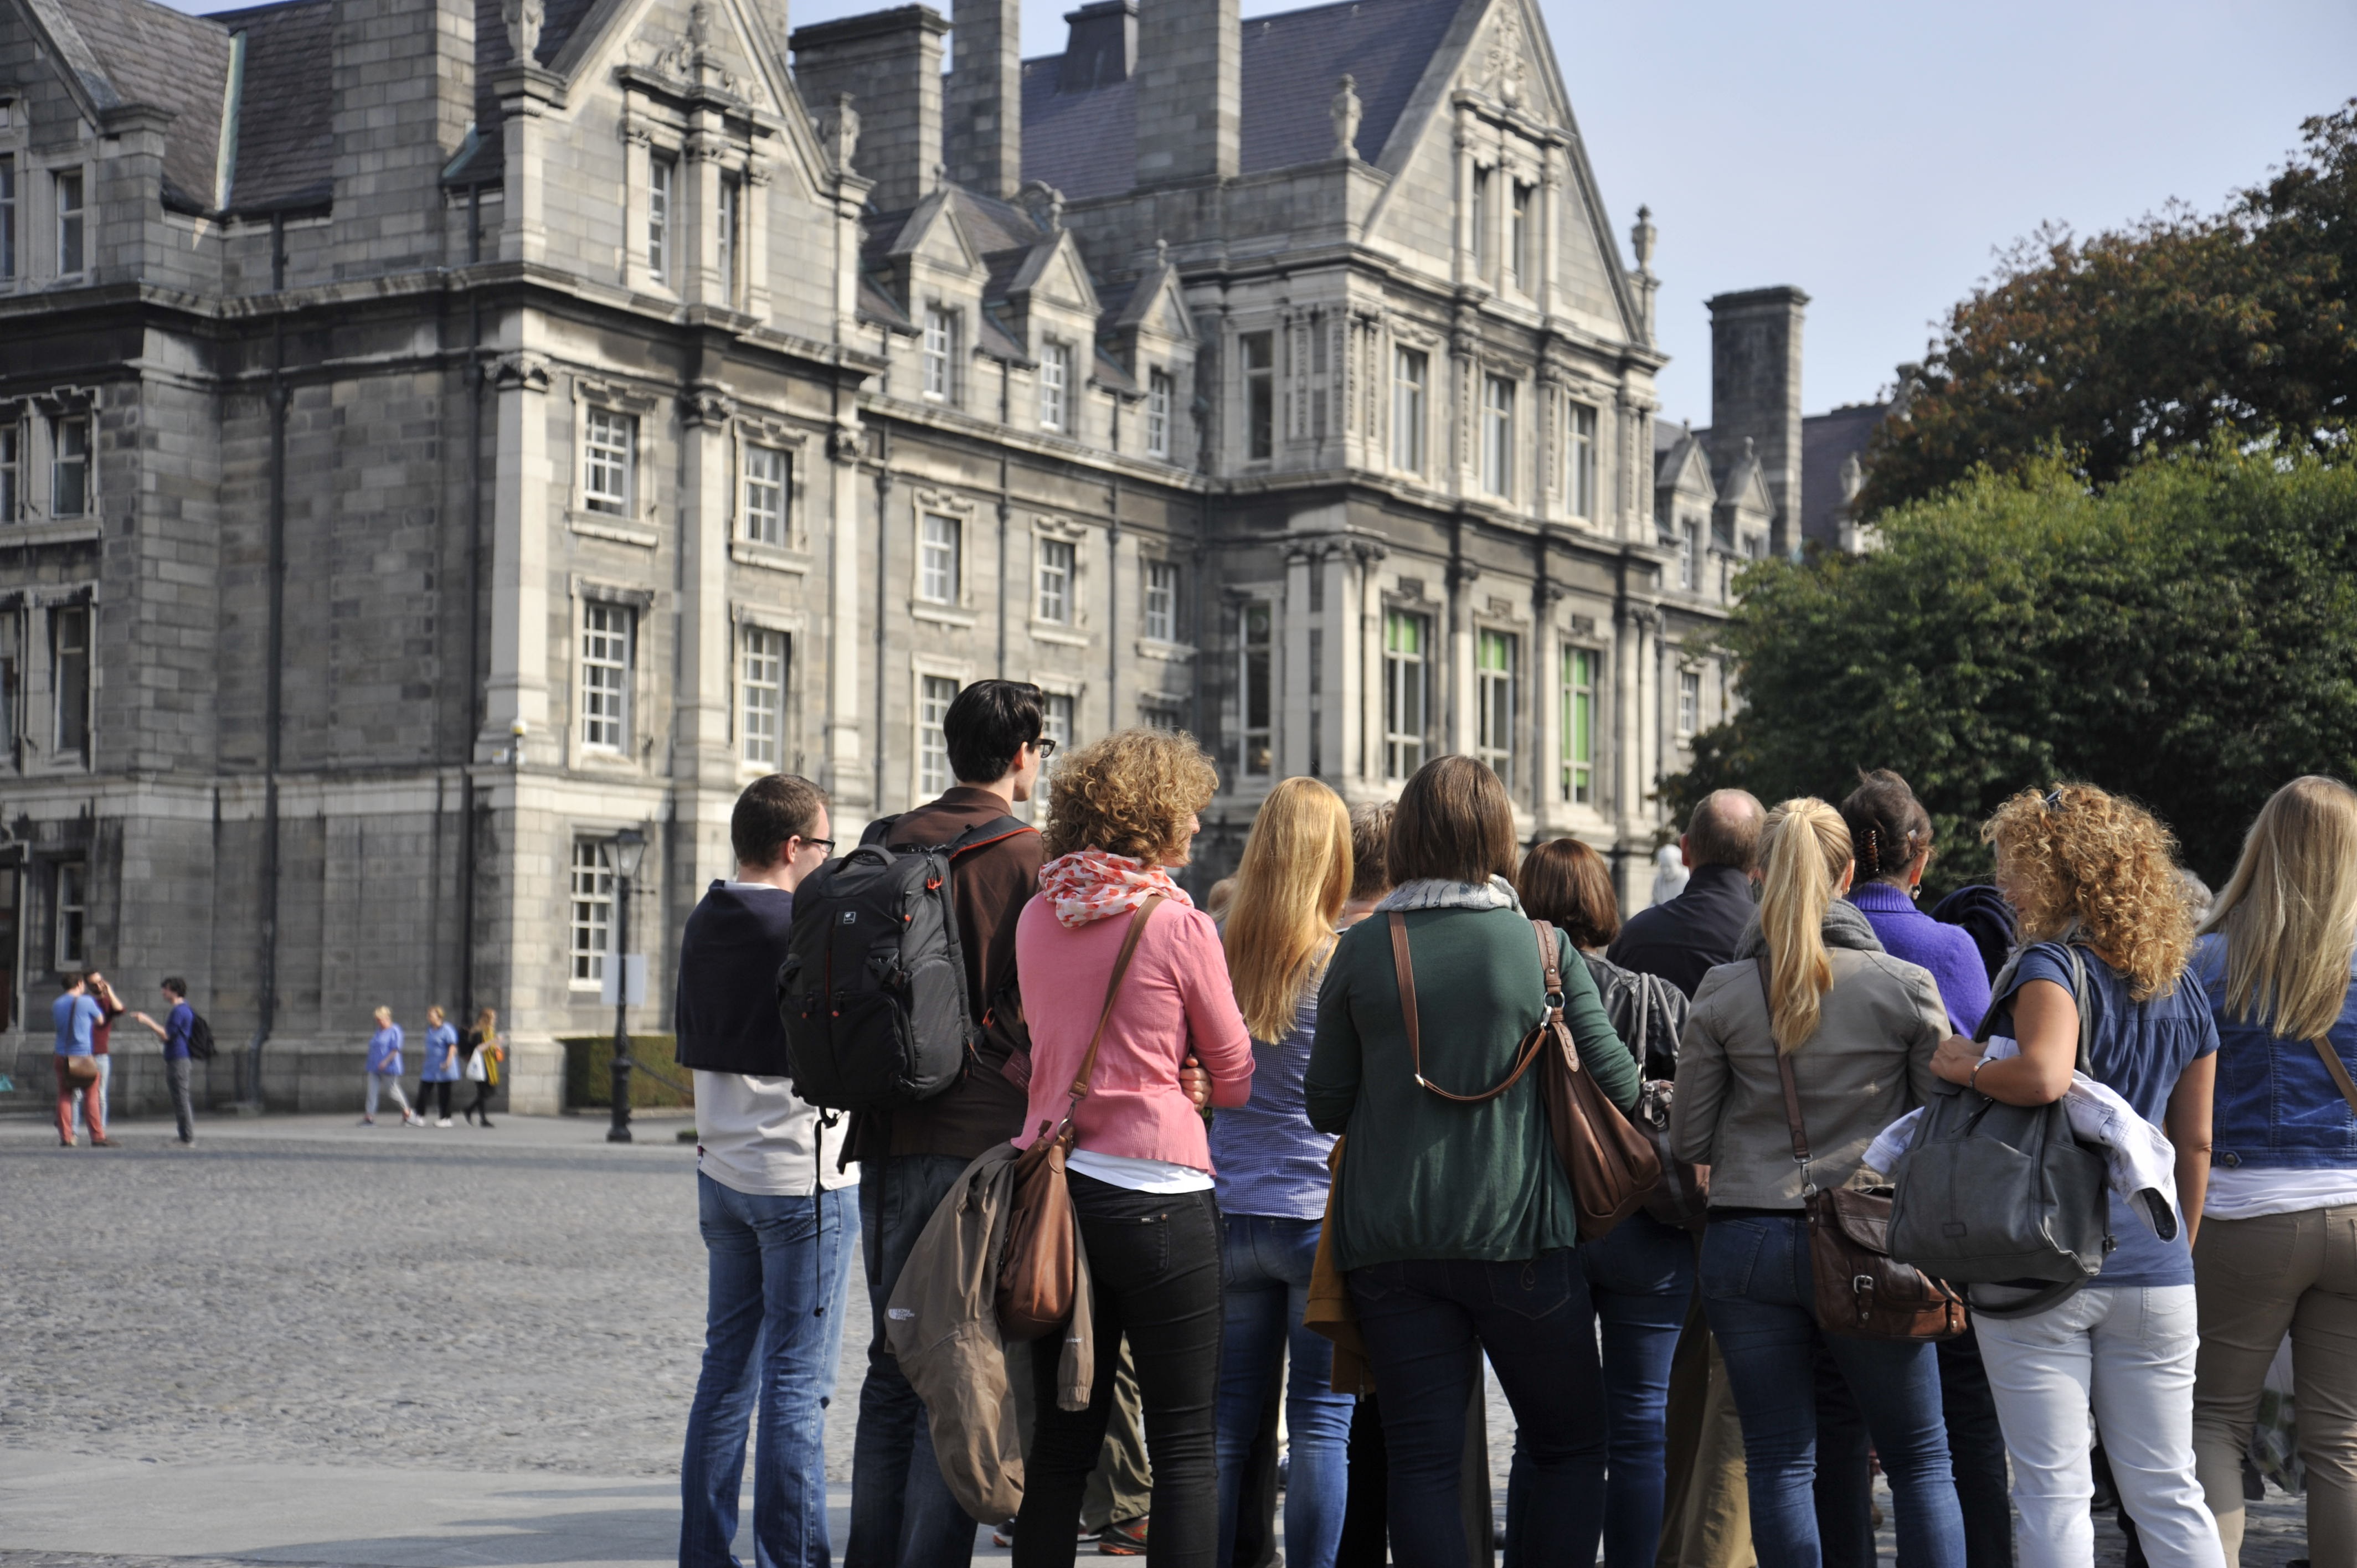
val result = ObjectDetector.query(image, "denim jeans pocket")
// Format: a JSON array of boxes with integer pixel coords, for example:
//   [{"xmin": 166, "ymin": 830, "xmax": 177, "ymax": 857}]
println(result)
[
  {"xmin": 1699, "ymin": 1219, "xmax": 1768, "ymax": 1302},
  {"xmin": 1349, "ymin": 1260, "xmax": 1404, "ymax": 1306},
  {"xmin": 1486, "ymin": 1250, "xmax": 1576, "ymax": 1321}
]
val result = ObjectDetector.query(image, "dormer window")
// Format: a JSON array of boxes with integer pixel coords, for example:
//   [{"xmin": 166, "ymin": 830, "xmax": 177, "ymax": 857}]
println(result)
[
  {"xmin": 1146, "ymin": 371, "xmax": 1172, "ymax": 458},
  {"xmin": 923, "ymin": 307, "xmax": 956, "ymax": 402},
  {"xmin": 1565, "ymin": 401, "xmax": 1597, "ymax": 518},
  {"xmin": 1038, "ymin": 342, "xmax": 1070, "ymax": 432},
  {"xmin": 55, "ymin": 171, "xmax": 84, "ymax": 276}
]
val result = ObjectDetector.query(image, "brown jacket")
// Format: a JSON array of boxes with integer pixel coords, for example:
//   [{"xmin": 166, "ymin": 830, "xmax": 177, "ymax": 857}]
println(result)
[
  {"xmin": 886, "ymin": 1142, "xmax": 1095, "ymax": 1523},
  {"xmin": 850, "ymin": 787, "xmax": 1043, "ymax": 1163}
]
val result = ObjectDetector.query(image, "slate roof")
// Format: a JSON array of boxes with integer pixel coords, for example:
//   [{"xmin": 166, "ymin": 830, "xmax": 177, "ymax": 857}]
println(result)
[
  {"xmin": 1021, "ymin": 0, "xmax": 1463, "ymax": 202},
  {"xmin": 58, "ymin": 0, "xmax": 233, "ymax": 210},
  {"xmin": 1798, "ymin": 401, "xmax": 1888, "ymax": 548},
  {"xmin": 211, "ymin": 0, "xmax": 333, "ymax": 212}
]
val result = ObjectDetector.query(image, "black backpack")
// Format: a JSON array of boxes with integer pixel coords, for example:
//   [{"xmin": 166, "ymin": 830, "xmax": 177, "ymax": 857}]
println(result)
[
  {"xmin": 186, "ymin": 1011, "xmax": 217, "ymax": 1062},
  {"xmin": 776, "ymin": 814, "xmax": 1034, "ymax": 1114}
]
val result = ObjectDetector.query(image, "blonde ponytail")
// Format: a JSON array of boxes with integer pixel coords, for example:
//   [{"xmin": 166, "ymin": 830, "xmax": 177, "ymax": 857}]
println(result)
[{"xmin": 1759, "ymin": 798, "xmax": 1856, "ymax": 1052}]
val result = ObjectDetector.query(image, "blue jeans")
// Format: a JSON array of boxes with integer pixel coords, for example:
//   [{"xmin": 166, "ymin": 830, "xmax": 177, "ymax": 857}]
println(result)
[
  {"xmin": 1213, "ymin": 1213, "xmax": 1354, "ymax": 1568},
  {"xmin": 1700, "ymin": 1214, "xmax": 1966, "ymax": 1568},
  {"xmin": 847, "ymin": 1154, "xmax": 979, "ymax": 1568},
  {"xmin": 681, "ymin": 1173, "xmax": 860, "ymax": 1568},
  {"xmin": 1577, "ymin": 1211, "xmax": 1696, "ymax": 1568},
  {"xmin": 1350, "ymin": 1250, "xmax": 1607, "ymax": 1568}
]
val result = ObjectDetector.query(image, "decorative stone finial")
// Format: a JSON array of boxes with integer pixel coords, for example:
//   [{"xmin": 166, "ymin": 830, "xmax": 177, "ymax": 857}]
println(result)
[
  {"xmin": 1631, "ymin": 204, "xmax": 1656, "ymax": 272},
  {"xmin": 1018, "ymin": 180, "xmax": 1066, "ymax": 232},
  {"xmin": 1155, "ymin": 238, "xmax": 1170, "ymax": 269},
  {"xmin": 1331, "ymin": 75, "xmax": 1362, "ymax": 161},
  {"xmin": 502, "ymin": 0, "xmax": 544, "ymax": 59}
]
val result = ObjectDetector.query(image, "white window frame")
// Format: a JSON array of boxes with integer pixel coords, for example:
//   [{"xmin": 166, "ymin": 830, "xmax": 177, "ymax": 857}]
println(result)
[
  {"xmin": 1679, "ymin": 520, "xmax": 1700, "ymax": 591},
  {"xmin": 1146, "ymin": 370, "xmax": 1172, "ymax": 458},
  {"xmin": 50, "ymin": 414, "xmax": 89, "ymax": 519},
  {"xmin": 922, "ymin": 306, "xmax": 955, "ymax": 401},
  {"xmin": 1038, "ymin": 341, "xmax": 1070, "ymax": 433},
  {"xmin": 50, "ymin": 602, "xmax": 89, "ymax": 761},
  {"xmin": 578, "ymin": 600, "xmax": 634, "ymax": 754},
  {"xmin": 1392, "ymin": 347, "xmax": 1427, "ymax": 473},
  {"xmin": 1476, "ymin": 627, "xmax": 1515, "ymax": 778},
  {"xmin": 568, "ymin": 838, "xmax": 615, "ymax": 989},
  {"xmin": 918, "ymin": 673, "xmax": 959, "ymax": 796},
  {"xmin": 1238, "ymin": 599, "xmax": 1273, "ymax": 779},
  {"xmin": 739, "ymin": 623, "xmax": 788, "ymax": 768},
  {"xmin": 1042, "ymin": 690, "xmax": 1076, "ymax": 754},
  {"xmin": 582, "ymin": 406, "xmax": 635, "ymax": 517},
  {"xmin": 1241, "ymin": 331, "xmax": 1274, "ymax": 461},
  {"xmin": 1470, "ymin": 167, "xmax": 1491, "ymax": 276},
  {"xmin": 1383, "ymin": 607, "xmax": 1427, "ymax": 781},
  {"xmin": 1482, "ymin": 375, "xmax": 1515, "ymax": 499},
  {"xmin": 918, "ymin": 512, "xmax": 961, "ymax": 605},
  {"xmin": 1560, "ymin": 644, "xmax": 1597, "ymax": 805},
  {"xmin": 54, "ymin": 858, "xmax": 86, "ymax": 969},
  {"xmin": 1036, "ymin": 536, "xmax": 1076, "ymax": 625},
  {"xmin": 715, "ymin": 174, "xmax": 739, "ymax": 306},
  {"xmin": 1143, "ymin": 560, "xmax": 1179, "ymax": 643},
  {"xmin": 1679, "ymin": 668, "xmax": 1701, "ymax": 738},
  {"xmin": 54, "ymin": 168, "xmax": 83, "ymax": 276},
  {"xmin": 647, "ymin": 154, "xmax": 675, "ymax": 287},
  {"xmin": 740, "ymin": 442, "xmax": 789, "ymax": 546},
  {"xmin": 1510, "ymin": 181, "xmax": 1531, "ymax": 292},
  {"xmin": 1566, "ymin": 401, "xmax": 1597, "ymax": 518}
]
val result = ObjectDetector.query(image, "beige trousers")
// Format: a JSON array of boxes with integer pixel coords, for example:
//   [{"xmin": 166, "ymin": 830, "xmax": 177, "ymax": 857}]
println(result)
[{"xmin": 2191, "ymin": 1205, "xmax": 2357, "ymax": 1566}]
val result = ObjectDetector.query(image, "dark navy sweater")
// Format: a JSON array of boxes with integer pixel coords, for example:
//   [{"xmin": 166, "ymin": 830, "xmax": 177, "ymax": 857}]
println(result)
[{"xmin": 673, "ymin": 881, "xmax": 796, "ymax": 1076}]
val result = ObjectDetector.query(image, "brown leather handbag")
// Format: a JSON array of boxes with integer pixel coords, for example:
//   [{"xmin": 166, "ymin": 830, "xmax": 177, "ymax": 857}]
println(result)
[
  {"xmin": 1636, "ymin": 1080, "xmax": 1712, "ymax": 1231},
  {"xmin": 1756, "ymin": 957, "xmax": 1965, "ymax": 1341},
  {"xmin": 1389, "ymin": 915, "xmax": 1658, "ymax": 1241},
  {"xmin": 997, "ymin": 895, "xmax": 1162, "ymax": 1342}
]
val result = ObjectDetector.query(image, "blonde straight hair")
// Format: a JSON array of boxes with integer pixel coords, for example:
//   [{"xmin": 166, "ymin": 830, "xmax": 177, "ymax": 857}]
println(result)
[
  {"xmin": 2204, "ymin": 775, "xmax": 2357, "ymax": 1044},
  {"xmin": 1759, "ymin": 798, "xmax": 1856, "ymax": 1052},
  {"xmin": 1224, "ymin": 777, "xmax": 1354, "ymax": 1040}
]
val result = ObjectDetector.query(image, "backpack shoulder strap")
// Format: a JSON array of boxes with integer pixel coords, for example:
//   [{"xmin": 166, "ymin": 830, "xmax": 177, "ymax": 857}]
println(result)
[
  {"xmin": 945, "ymin": 814, "xmax": 1038, "ymax": 859},
  {"xmin": 858, "ymin": 815, "xmax": 899, "ymax": 849}
]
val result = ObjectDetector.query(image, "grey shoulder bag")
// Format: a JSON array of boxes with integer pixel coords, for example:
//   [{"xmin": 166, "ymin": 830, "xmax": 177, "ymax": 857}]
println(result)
[{"xmin": 1885, "ymin": 943, "xmax": 2115, "ymax": 1318}]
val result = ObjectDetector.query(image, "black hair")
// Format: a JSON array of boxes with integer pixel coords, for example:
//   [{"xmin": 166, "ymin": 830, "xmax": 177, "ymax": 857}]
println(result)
[
  {"xmin": 162, "ymin": 976, "xmax": 188, "ymax": 998},
  {"xmin": 732, "ymin": 774, "xmax": 828, "ymax": 867},
  {"xmin": 1839, "ymin": 767, "xmax": 1933, "ymax": 884},
  {"xmin": 945, "ymin": 680, "xmax": 1045, "ymax": 785}
]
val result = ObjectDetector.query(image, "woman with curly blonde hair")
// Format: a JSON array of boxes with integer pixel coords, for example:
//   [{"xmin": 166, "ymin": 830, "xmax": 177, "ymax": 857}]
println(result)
[
  {"xmin": 1930, "ymin": 782, "xmax": 2223, "ymax": 1568},
  {"xmin": 1012, "ymin": 727, "xmax": 1255, "ymax": 1568}
]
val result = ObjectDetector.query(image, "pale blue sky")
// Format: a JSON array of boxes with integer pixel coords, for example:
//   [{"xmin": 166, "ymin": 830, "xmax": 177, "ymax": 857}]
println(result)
[{"xmin": 157, "ymin": 0, "xmax": 2357, "ymax": 420}]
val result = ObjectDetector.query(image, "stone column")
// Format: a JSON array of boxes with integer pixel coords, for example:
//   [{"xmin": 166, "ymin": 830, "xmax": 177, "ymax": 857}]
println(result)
[
  {"xmin": 743, "ymin": 158, "xmax": 772, "ymax": 320},
  {"xmin": 1452, "ymin": 107, "xmax": 1477, "ymax": 291},
  {"xmin": 1356, "ymin": 546, "xmax": 1385, "ymax": 785},
  {"xmin": 481, "ymin": 349, "xmax": 553, "ymax": 761},
  {"xmin": 1445, "ymin": 559, "xmax": 1475, "ymax": 759},
  {"xmin": 679, "ymin": 389, "xmax": 735, "ymax": 782},
  {"xmin": 492, "ymin": 65, "xmax": 563, "ymax": 265},
  {"xmin": 687, "ymin": 127, "xmax": 724, "ymax": 306},
  {"xmin": 620, "ymin": 122, "xmax": 653, "ymax": 289},
  {"xmin": 1280, "ymin": 546, "xmax": 1314, "ymax": 778},
  {"xmin": 1539, "ymin": 143, "xmax": 1562, "ymax": 317},
  {"xmin": 824, "ymin": 429, "xmax": 869, "ymax": 818}
]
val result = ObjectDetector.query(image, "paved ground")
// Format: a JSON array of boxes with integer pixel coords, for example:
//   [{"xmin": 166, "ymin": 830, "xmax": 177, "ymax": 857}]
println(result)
[{"xmin": 0, "ymin": 1110, "xmax": 2314, "ymax": 1566}]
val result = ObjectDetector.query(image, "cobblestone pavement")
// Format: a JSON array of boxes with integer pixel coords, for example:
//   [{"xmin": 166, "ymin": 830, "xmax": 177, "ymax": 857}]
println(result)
[{"xmin": 0, "ymin": 1112, "xmax": 2315, "ymax": 1565}]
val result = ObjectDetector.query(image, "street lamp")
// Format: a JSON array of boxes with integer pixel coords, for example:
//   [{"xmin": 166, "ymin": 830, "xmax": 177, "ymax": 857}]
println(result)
[{"xmin": 607, "ymin": 825, "xmax": 648, "ymax": 1144}]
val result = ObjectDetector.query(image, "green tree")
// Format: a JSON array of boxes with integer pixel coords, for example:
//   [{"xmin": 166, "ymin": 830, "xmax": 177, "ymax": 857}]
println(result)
[
  {"xmin": 1857, "ymin": 104, "xmax": 2356, "ymax": 515},
  {"xmin": 1666, "ymin": 447, "xmax": 2357, "ymax": 890}
]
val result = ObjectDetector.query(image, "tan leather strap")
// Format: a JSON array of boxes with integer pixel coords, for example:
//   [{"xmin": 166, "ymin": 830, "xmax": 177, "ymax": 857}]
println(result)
[
  {"xmin": 2315, "ymin": 1035, "xmax": 2357, "ymax": 1121},
  {"xmin": 1065, "ymin": 895, "xmax": 1164, "ymax": 1111},
  {"xmin": 1391, "ymin": 911, "xmax": 1547, "ymax": 1104},
  {"xmin": 1757, "ymin": 955, "xmax": 1816, "ymax": 1195}
]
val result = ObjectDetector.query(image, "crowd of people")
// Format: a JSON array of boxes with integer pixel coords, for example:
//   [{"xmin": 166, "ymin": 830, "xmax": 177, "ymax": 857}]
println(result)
[{"xmin": 668, "ymin": 680, "xmax": 2357, "ymax": 1568}]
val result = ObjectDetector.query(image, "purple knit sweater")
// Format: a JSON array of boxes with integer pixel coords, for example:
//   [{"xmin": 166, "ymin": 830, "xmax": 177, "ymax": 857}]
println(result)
[{"xmin": 1847, "ymin": 881, "xmax": 1991, "ymax": 1037}]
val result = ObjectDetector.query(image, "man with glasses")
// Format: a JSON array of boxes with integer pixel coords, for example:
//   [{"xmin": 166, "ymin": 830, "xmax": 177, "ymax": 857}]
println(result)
[{"xmin": 846, "ymin": 680, "xmax": 1049, "ymax": 1568}]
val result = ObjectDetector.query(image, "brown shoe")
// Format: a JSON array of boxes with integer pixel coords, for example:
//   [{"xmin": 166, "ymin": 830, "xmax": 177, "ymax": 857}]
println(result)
[
  {"xmin": 1098, "ymin": 1517, "xmax": 1147, "ymax": 1556},
  {"xmin": 91, "ymin": 1137, "xmax": 117, "ymax": 1147}
]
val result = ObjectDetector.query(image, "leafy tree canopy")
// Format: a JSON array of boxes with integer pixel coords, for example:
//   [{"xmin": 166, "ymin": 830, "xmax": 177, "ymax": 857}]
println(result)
[
  {"xmin": 1664, "ymin": 446, "xmax": 2357, "ymax": 892},
  {"xmin": 1857, "ymin": 103, "xmax": 2356, "ymax": 515}
]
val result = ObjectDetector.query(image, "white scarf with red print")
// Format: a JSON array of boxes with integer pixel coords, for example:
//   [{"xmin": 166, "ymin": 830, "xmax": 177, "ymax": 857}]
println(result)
[{"xmin": 1037, "ymin": 849, "xmax": 1196, "ymax": 928}]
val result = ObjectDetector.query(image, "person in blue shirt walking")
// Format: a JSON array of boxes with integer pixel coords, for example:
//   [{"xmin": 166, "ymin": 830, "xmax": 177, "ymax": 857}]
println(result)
[
  {"xmin": 363, "ymin": 1007, "xmax": 422, "ymax": 1127},
  {"xmin": 415, "ymin": 1005, "xmax": 461, "ymax": 1126},
  {"xmin": 127, "ymin": 977, "xmax": 200, "ymax": 1144},
  {"xmin": 53, "ymin": 972, "xmax": 109, "ymax": 1148}
]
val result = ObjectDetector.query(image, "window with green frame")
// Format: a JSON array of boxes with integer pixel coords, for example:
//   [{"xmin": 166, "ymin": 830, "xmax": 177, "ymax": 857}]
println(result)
[
  {"xmin": 1560, "ymin": 644, "xmax": 1596, "ymax": 804},
  {"xmin": 1476, "ymin": 628, "xmax": 1515, "ymax": 777},
  {"xmin": 1383, "ymin": 608, "xmax": 1428, "ymax": 780}
]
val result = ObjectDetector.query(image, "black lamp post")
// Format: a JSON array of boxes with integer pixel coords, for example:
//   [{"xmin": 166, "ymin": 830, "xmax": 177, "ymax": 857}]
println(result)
[{"xmin": 607, "ymin": 825, "xmax": 647, "ymax": 1144}]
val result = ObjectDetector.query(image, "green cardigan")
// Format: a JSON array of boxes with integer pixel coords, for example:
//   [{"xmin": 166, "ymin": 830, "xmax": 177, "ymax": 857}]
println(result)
[{"xmin": 1305, "ymin": 906, "xmax": 1639, "ymax": 1271}]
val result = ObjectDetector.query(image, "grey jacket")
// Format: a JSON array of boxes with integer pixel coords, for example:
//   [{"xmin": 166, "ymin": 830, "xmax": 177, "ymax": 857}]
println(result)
[
  {"xmin": 1669, "ymin": 901, "xmax": 1949, "ymax": 1209},
  {"xmin": 886, "ymin": 1142, "xmax": 1096, "ymax": 1523}
]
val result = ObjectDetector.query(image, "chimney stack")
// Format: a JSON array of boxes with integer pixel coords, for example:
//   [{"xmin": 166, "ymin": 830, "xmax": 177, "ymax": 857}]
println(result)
[
  {"xmin": 1707, "ymin": 286, "xmax": 1808, "ymax": 554},
  {"xmin": 946, "ymin": 0, "xmax": 1024, "ymax": 197},
  {"xmin": 1134, "ymin": 0, "xmax": 1238, "ymax": 187},
  {"xmin": 791, "ymin": 5, "xmax": 948, "ymax": 213}
]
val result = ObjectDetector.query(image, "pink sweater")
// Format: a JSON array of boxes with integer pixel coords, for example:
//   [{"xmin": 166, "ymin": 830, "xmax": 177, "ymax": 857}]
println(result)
[{"xmin": 1013, "ymin": 896, "xmax": 1254, "ymax": 1169}]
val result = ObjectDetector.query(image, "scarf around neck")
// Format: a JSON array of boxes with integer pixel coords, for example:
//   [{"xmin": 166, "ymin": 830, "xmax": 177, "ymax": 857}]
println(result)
[
  {"xmin": 1038, "ymin": 849, "xmax": 1196, "ymax": 928},
  {"xmin": 1373, "ymin": 875, "xmax": 1525, "ymax": 915}
]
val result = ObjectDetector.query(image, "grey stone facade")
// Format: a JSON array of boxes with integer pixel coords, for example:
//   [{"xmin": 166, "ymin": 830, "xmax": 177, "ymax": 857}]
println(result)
[{"xmin": 0, "ymin": 0, "xmax": 1831, "ymax": 1115}]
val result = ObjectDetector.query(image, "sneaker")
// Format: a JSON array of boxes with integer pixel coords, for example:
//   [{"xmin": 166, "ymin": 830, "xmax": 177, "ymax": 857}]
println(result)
[
  {"xmin": 436, "ymin": 1117, "xmax": 453, "ymax": 1128},
  {"xmin": 991, "ymin": 1519, "xmax": 1017, "ymax": 1549},
  {"xmin": 359, "ymin": 1116, "xmax": 375, "ymax": 1126},
  {"xmin": 1098, "ymin": 1517, "xmax": 1148, "ymax": 1556}
]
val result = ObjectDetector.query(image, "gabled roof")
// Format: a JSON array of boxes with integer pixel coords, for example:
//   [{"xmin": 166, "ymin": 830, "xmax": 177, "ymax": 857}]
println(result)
[
  {"xmin": 212, "ymin": 0, "xmax": 334, "ymax": 212},
  {"xmin": 1654, "ymin": 427, "xmax": 1716, "ymax": 505},
  {"xmin": 19, "ymin": 0, "xmax": 234, "ymax": 211},
  {"xmin": 1020, "ymin": 0, "xmax": 1463, "ymax": 202}
]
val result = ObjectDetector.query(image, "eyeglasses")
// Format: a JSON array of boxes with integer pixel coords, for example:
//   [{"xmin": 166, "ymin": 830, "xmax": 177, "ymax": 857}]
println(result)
[
  {"xmin": 1031, "ymin": 737, "xmax": 1059, "ymax": 759},
  {"xmin": 804, "ymin": 838, "xmax": 836, "ymax": 855}
]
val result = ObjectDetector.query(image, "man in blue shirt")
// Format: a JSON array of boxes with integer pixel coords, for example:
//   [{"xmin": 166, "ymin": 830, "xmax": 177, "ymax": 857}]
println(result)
[
  {"xmin": 130, "ymin": 977, "xmax": 199, "ymax": 1145},
  {"xmin": 52, "ymin": 973, "xmax": 108, "ymax": 1148}
]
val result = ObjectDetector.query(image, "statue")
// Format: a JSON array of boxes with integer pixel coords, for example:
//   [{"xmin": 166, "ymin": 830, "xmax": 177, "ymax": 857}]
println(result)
[
  {"xmin": 502, "ymin": 0, "xmax": 543, "ymax": 59},
  {"xmin": 1331, "ymin": 75, "xmax": 1362, "ymax": 161},
  {"xmin": 1018, "ymin": 180, "xmax": 1066, "ymax": 232},
  {"xmin": 1630, "ymin": 204, "xmax": 1656, "ymax": 272},
  {"xmin": 817, "ymin": 92, "xmax": 860, "ymax": 173}
]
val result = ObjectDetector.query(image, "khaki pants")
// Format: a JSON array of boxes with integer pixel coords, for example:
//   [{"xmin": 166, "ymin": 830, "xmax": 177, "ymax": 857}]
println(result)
[
  {"xmin": 1011, "ymin": 1335, "xmax": 1154, "ymax": 1530},
  {"xmin": 2192, "ymin": 1205, "xmax": 2357, "ymax": 1566},
  {"xmin": 1656, "ymin": 1287, "xmax": 1755, "ymax": 1568}
]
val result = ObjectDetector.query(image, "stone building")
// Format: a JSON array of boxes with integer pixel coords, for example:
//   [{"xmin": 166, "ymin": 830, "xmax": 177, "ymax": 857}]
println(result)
[{"xmin": 0, "ymin": 0, "xmax": 1832, "ymax": 1112}]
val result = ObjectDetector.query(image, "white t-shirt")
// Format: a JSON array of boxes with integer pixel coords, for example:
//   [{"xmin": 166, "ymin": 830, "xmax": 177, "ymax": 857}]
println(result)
[
  {"xmin": 693, "ymin": 1071, "xmax": 861, "ymax": 1198},
  {"xmin": 2202, "ymin": 1165, "xmax": 2357, "ymax": 1221},
  {"xmin": 1067, "ymin": 1148, "xmax": 1214, "ymax": 1193}
]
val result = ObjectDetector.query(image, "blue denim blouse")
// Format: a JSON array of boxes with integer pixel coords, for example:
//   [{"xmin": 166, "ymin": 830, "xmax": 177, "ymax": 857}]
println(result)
[{"xmin": 2195, "ymin": 933, "xmax": 2357, "ymax": 1172}]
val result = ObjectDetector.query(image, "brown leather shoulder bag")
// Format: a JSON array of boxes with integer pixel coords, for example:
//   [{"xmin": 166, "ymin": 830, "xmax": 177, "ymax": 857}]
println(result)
[
  {"xmin": 1754, "ymin": 956, "xmax": 1964, "ymax": 1341},
  {"xmin": 1389, "ymin": 913, "xmax": 1659, "ymax": 1241},
  {"xmin": 997, "ymin": 895, "xmax": 1162, "ymax": 1342}
]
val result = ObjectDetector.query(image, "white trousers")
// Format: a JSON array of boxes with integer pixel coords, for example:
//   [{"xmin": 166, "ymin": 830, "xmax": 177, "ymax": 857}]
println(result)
[
  {"xmin": 1975, "ymin": 1284, "xmax": 2225, "ymax": 1568},
  {"xmin": 364, "ymin": 1071, "xmax": 412, "ymax": 1119}
]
